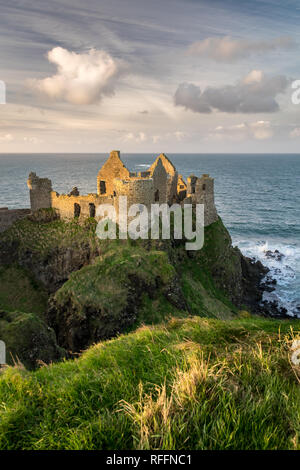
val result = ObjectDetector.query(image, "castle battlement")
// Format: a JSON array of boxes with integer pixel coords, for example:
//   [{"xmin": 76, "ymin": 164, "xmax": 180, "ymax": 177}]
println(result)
[{"xmin": 27, "ymin": 151, "xmax": 218, "ymax": 226}]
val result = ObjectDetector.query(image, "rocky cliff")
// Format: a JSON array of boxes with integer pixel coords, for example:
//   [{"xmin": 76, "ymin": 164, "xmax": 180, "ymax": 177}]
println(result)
[{"xmin": 0, "ymin": 211, "xmax": 281, "ymax": 364}]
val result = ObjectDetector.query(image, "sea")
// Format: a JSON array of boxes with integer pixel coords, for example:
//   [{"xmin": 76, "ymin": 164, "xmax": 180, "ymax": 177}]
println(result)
[{"xmin": 0, "ymin": 153, "xmax": 299, "ymax": 317}]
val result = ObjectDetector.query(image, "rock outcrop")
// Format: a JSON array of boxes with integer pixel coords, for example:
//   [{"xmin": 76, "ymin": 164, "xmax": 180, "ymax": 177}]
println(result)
[{"xmin": 0, "ymin": 310, "xmax": 66, "ymax": 369}]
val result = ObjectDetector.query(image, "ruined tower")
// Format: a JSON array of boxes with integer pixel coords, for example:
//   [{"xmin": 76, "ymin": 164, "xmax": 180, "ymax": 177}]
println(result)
[
  {"xmin": 97, "ymin": 150, "xmax": 130, "ymax": 197},
  {"xmin": 27, "ymin": 172, "xmax": 52, "ymax": 211},
  {"xmin": 185, "ymin": 174, "xmax": 218, "ymax": 226},
  {"xmin": 148, "ymin": 154, "xmax": 178, "ymax": 204}
]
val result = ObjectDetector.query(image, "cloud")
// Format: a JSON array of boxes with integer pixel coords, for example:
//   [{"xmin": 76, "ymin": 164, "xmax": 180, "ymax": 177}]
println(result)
[
  {"xmin": 0, "ymin": 133, "xmax": 13, "ymax": 142},
  {"xmin": 30, "ymin": 47, "xmax": 126, "ymax": 105},
  {"xmin": 207, "ymin": 121, "xmax": 273, "ymax": 141},
  {"xmin": 187, "ymin": 36, "xmax": 294, "ymax": 62},
  {"xmin": 124, "ymin": 132, "xmax": 147, "ymax": 143},
  {"xmin": 289, "ymin": 128, "xmax": 300, "ymax": 138},
  {"xmin": 174, "ymin": 71, "xmax": 288, "ymax": 114},
  {"xmin": 174, "ymin": 83, "xmax": 211, "ymax": 113},
  {"xmin": 152, "ymin": 131, "xmax": 187, "ymax": 144},
  {"xmin": 173, "ymin": 130, "xmax": 186, "ymax": 141},
  {"xmin": 23, "ymin": 136, "xmax": 43, "ymax": 144}
]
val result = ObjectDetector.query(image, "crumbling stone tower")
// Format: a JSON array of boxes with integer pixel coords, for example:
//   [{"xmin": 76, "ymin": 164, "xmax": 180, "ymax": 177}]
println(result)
[
  {"xmin": 148, "ymin": 153, "xmax": 178, "ymax": 204},
  {"xmin": 185, "ymin": 174, "xmax": 218, "ymax": 226},
  {"xmin": 27, "ymin": 172, "xmax": 52, "ymax": 211},
  {"xmin": 97, "ymin": 150, "xmax": 130, "ymax": 196}
]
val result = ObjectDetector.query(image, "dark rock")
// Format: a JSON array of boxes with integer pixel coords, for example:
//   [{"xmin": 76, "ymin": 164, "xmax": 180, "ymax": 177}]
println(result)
[
  {"xmin": 240, "ymin": 256, "xmax": 269, "ymax": 310},
  {"xmin": 18, "ymin": 243, "xmax": 101, "ymax": 293},
  {"xmin": 265, "ymin": 249, "xmax": 285, "ymax": 261},
  {"xmin": 163, "ymin": 277, "xmax": 188, "ymax": 311},
  {"xmin": 0, "ymin": 309, "xmax": 66, "ymax": 369}
]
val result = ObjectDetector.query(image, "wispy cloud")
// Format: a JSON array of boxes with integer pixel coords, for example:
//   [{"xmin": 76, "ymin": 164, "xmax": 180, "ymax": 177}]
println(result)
[
  {"xmin": 187, "ymin": 35, "xmax": 295, "ymax": 62},
  {"xmin": 0, "ymin": 133, "xmax": 14, "ymax": 143},
  {"xmin": 289, "ymin": 127, "xmax": 300, "ymax": 138},
  {"xmin": 123, "ymin": 131, "xmax": 147, "ymax": 143},
  {"xmin": 207, "ymin": 120, "xmax": 274, "ymax": 141}
]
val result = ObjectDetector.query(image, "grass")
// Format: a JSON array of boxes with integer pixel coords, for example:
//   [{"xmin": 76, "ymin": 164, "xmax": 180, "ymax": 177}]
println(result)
[
  {"xmin": 54, "ymin": 244, "xmax": 175, "ymax": 313},
  {"xmin": 0, "ymin": 310, "xmax": 64, "ymax": 369},
  {"xmin": 48, "ymin": 243, "xmax": 179, "ymax": 350},
  {"xmin": 180, "ymin": 257, "xmax": 237, "ymax": 319},
  {"xmin": 0, "ymin": 316, "xmax": 299, "ymax": 450},
  {"xmin": 0, "ymin": 216, "xmax": 101, "ymax": 261},
  {"xmin": 0, "ymin": 265, "xmax": 47, "ymax": 314}
]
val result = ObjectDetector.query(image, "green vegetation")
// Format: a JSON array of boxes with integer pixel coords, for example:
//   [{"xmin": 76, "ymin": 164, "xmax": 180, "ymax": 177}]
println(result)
[
  {"xmin": 0, "ymin": 265, "xmax": 47, "ymax": 314},
  {"xmin": 180, "ymin": 257, "xmax": 237, "ymax": 319},
  {"xmin": 0, "ymin": 316, "xmax": 299, "ymax": 450},
  {"xmin": 0, "ymin": 215, "xmax": 100, "ymax": 261},
  {"xmin": 47, "ymin": 244, "xmax": 180, "ymax": 350},
  {"xmin": 0, "ymin": 310, "xmax": 65, "ymax": 369},
  {"xmin": 55, "ymin": 244, "xmax": 175, "ymax": 313},
  {"xmin": 1, "ymin": 214, "xmax": 298, "ymax": 450}
]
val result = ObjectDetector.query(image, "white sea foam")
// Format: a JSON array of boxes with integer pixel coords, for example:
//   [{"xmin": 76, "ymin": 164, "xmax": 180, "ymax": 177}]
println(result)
[{"xmin": 235, "ymin": 238, "xmax": 300, "ymax": 317}]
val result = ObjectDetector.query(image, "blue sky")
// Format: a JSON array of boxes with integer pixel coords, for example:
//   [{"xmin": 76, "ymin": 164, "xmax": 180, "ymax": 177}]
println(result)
[{"xmin": 1, "ymin": 0, "xmax": 300, "ymax": 152}]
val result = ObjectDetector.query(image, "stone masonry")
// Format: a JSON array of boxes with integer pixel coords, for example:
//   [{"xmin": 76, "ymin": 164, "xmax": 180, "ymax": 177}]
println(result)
[
  {"xmin": 26, "ymin": 151, "xmax": 218, "ymax": 227},
  {"xmin": 0, "ymin": 208, "xmax": 31, "ymax": 233}
]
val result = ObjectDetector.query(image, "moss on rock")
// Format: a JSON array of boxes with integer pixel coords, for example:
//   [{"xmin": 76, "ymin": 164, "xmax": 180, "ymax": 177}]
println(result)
[
  {"xmin": 47, "ymin": 244, "xmax": 179, "ymax": 352},
  {"xmin": 0, "ymin": 310, "xmax": 66, "ymax": 369}
]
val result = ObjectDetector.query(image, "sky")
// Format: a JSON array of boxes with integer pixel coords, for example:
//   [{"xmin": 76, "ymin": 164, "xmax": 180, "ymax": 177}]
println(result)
[{"xmin": 1, "ymin": 0, "xmax": 300, "ymax": 153}]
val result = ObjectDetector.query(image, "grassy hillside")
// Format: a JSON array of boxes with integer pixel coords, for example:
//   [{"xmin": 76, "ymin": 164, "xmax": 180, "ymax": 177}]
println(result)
[
  {"xmin": 47, "ymin": 244, "xmax": 183, "ymax": 351},
  {"xmin": 0, "ymin": 316, "xmax": 299, "ymax": 450},
  {"xmin": 0, "ymin": 265, "xmax": 47, "ymax": 314},
  {"xmin": 0, "ymin": 310, "xmax": 65, "ymax": 369},
  {"xmin": 0, "ymin": 213, "xmax": 100, "ymax": 262}
]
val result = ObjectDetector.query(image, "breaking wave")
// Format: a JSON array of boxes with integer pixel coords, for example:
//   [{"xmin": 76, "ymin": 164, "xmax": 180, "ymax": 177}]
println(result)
[{"xmin": 235, "ymin": 238, "xmax": 300, "ymax": 317}]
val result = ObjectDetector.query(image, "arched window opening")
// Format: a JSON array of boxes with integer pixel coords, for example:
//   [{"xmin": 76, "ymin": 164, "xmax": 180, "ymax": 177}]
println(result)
[
  {"xmin": 155, "ymin": 189, "xmax": 159, "ymax": 202},
  {"xmin": 74, "ymin": 203, "xmax": 81, "ymax": 218},
  {"xmin": 100, "ymin": 180, "xmax": 106, "ymax": 194},
  {"xmin": 89, "ymin": 203, "xmax": 96, "ymax": 218}
]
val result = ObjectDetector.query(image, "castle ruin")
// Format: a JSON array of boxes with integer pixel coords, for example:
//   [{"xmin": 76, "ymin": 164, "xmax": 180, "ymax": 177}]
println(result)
[{"xmin": 27, "ymin": 151, "xmax": 218, "ymax": 227}]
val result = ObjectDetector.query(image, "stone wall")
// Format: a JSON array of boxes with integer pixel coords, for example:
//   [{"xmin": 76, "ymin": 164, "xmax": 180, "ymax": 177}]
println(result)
[
  {"xmin": 97, "ymin": 150, "xmax": 130, "ymax": 196},
  {"xmin": 26, "ymin": 151, "xmax": 218, "ymax": 229},
  {"xmin": 177, "ymin": 174, "xmax": 187, "ymax": 201},
  {"xmin": 185, "ymin": 174, "xmax": 218, "ymax": 226},
  {"xmin": 151, "ymin": 159, "xmax": 168, "ymax": 204},
  {"xmin": 113, "ymin": 177, "xmax": 154, "ymax": 209},
  {"xmin": 0, "ymin": 208, "xmax": 31, "ymax": 233},
  {"xmin": 148, "ymin": 153, "xmax": 178, "ymax": 204},
  {"xmin": 27, "ymin": 172, "xmax": 52, "ymax": 211},
  {"xmin": 51, "ymin": 192, "xmax": 110, "ymax": 220}
]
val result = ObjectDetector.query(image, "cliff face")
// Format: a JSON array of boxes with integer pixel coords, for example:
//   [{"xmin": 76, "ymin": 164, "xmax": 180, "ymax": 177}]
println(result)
[
  {"xmin": 0, "ymin": 213, "xmax": 273, "ymax": 360},
  {"xmin": 45, "ymin": 217, "xmax": 270, "ymax": 353},
  {"xmin": 192, "ymin": 218, "xmax": 269, "ymax": 311},
  {"xmin": 0, "ymin": 214, "xmax": 101, "ymax": 292},
  {"xmin": 0, "ymin": 309, "xmax": 65, "ymax": 369}
]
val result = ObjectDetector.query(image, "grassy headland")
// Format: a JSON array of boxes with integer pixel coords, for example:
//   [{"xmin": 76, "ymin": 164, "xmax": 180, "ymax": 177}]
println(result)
[
  {"xmin": 0, "ymin": 316, "xmax": 299, "ymax": 450},
  {"xmin": 0, "ymin": 213, "xmax": 299, "ymax": 450}
]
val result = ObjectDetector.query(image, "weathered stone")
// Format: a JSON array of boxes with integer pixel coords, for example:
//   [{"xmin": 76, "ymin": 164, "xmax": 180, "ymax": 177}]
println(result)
[
  {"xmin": 0, "ymin": 208, "xmax": 31, "ymax": 233},
  {"xmin": 26, "ymin": 150, "xmax": 218, "ymax": 228}
]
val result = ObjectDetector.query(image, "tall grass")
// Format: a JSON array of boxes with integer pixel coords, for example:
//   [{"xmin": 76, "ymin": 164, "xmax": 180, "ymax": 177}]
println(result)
[{"xmin": 0, "ymin": 316, "xmax": 299, "ymax": 450}]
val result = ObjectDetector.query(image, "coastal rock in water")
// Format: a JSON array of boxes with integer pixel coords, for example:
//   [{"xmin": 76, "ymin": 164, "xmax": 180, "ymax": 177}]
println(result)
[{"xmin": 265, "ymin": 249, "xmax": 285, "ymax": 261}]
